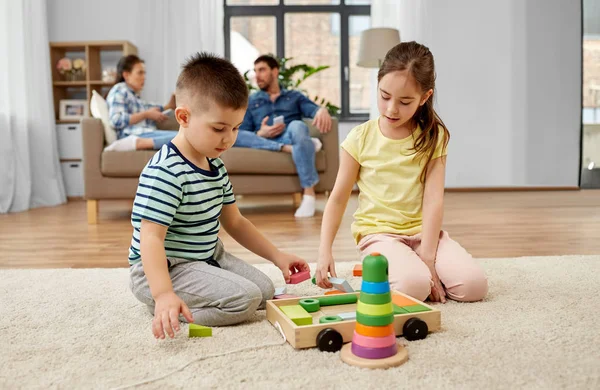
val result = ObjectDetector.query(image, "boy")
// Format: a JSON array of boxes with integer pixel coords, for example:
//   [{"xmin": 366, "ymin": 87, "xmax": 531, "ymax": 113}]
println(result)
[{"xmin": 128, "ymin": 53, "xmax": 310, "ymax": 340}]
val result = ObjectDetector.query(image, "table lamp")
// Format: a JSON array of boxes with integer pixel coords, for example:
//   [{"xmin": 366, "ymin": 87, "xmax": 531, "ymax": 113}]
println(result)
[{"xmin": 357, "ymin": 28, "xmax": 401, "ymax": 68}]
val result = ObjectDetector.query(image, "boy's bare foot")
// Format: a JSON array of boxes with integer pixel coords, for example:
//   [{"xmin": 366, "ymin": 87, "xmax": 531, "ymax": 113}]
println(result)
[{"xmin": 281, "ymin": 145, "xmax": 293, "ymax": 153}]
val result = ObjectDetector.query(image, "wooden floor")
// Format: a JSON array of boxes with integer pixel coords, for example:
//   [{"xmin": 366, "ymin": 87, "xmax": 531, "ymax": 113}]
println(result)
[{"xmin": 1, "ymin": 191, "xmax": 600, "ymax": 269}]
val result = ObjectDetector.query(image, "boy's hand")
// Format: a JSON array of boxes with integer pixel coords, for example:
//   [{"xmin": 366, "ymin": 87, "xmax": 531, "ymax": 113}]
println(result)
[
  {"xmin": 316, "ymin": 251, "xmax": 337, "ymax": 289},
  {"xmin": 273, "ymin": 252, "xmax": 310, "ymax": 283},
  {"xmin": 152, "ymin": 291, "xmax": 194, "ymax": 339}
]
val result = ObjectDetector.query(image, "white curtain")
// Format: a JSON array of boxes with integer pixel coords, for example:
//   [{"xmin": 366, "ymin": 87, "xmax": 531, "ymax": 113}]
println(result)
[
  {"xmin": 0, "ymin": 0, "xmax": 66, "ymax": 213},
  {"xmin": 136, "ymin": 0, "xmax": 224, "ymax": 102}
]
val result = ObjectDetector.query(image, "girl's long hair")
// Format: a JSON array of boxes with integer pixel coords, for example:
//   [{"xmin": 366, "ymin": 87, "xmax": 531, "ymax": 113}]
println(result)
[{"xmin": 378, "ymin": 41, "xmax": 449, "ymax": 183}]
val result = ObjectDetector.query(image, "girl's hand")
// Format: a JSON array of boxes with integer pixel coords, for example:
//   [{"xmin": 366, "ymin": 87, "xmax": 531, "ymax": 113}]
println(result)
[
  {"xmin": 152, "ymin": 291, "xmax": 194, "ymax": 339},
  {"xmin": 428, "ymin": 268, "xmax": 447, "ymax": 303},
  {"xmin": 273, "ymin": 252, "xmax": 310, "ymax": 283},
  {"xmin": 316, "ymin": 251, "xmax": 337, "ymax": 289}
]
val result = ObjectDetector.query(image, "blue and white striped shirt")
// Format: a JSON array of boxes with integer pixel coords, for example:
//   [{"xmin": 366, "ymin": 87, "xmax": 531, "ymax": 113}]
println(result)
[
  {"xmin": 106, "ymin": 82, "xmax": 163, "ymax": 137},
  {"xmin": 128, "ymin": 142, "xmax": 235, "ymax": 265}
]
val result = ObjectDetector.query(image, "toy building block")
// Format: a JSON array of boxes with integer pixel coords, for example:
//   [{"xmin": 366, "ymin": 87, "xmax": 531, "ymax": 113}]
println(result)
[
  {"xmin": 353, "ymin": 264, "xmax": 362, "ymax": 277},
  {"xmin": 274, "ymin": 286, "xmax": 287, "ymax": 296},
  {"xmin": 189, "ymin": 324, "xmax": 212, "ymax": 338},
  {"xmin": 274, "ymin": 294, "xmax": 299, "ymax": 300},
  {"xmin": 288, "ymin": 270, "xmax": 310, "ymax": 284},
  {"xmin": 320, "ymin": 315, "xmax": 343, "ymax": 324},
  {"xmin": 328, "ymin": 277, "xmax": 354, "ymax": 293},
  {"xmin": 280, "ymin": 305, "xmax": 313, "ymax": 326},
  {"xmin": 402, "ymin": 304, "xmax": 431, "ymax": 313},
  {"xmin": 325, "ymin": 289, "xmax": 344, "ymax": 295},
  {"xmin": 391, "ymin": 294, "xmax": 419, "ymax": 307},
  {"xmin": 299, "ymin": 298, "xmax": 320, "ymax": 313},
  {"xmin": 341, "ymin": 252, "xmax": 408, "ymax": 368},
  {"xmin": 393, "ymin": 305, "xmax": 408, "ymax": 314},
  {"xmin": 338, "ymin": 311, "xmax": 357, "ymax": 321},
  {"xmin": 318, "ymin": 294, "xmax": 358, "ymax": 306}
]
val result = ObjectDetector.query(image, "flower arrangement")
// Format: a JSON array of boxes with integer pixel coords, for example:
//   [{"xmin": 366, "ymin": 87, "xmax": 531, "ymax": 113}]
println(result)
[{"xmin": 56, "ymin": 57, "xmax": 86, "ymax": 81}]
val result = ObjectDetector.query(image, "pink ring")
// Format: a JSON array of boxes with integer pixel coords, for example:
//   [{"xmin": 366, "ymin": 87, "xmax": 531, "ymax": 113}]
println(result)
[{"xmin": 352, "ymin": 330, "xmax": 397, "ymax": 349}]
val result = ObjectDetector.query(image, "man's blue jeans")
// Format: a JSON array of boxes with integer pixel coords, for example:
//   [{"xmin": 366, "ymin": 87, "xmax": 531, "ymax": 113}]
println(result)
[{"xmin": 234, "ymin": 120, "xmax": 319, "ymax": 189}]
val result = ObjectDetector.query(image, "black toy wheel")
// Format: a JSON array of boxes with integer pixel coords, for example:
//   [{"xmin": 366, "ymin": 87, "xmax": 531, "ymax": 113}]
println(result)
[
  {"xmin": 316, "ymin": 328, "xmax": 343, "ymax": 352},
  {"xmin": 402, "ymin": 318, "xmax": 428, "ymax": 341}
]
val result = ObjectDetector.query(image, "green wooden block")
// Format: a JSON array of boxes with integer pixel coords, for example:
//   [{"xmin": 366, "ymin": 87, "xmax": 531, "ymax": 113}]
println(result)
[
  {"xmin": 319, "ymin": 315, "xmax": 343, "ymax": 324},
  {"xmin": 356, "ymin": 312, "xmax": 394, "ymax": 326},
  {"xmin": 280, "ymin": 305, "xmax": 313, "ymax": 326},
  {"xmin": 402, "ymin": 304, "xmax": 431, "ymax": 313},
  {"xmin": 393, "ymin": 304, "xmax": 408, "ymax": 314},
  {"xmin": 189, "ymin": 324, "xmax": 212, "ymax": 337},
  {"xmin": 362, "ymin": 254, "xmax": 389, "ymax": 283},
  {"xmin": 318, "ymin": 294, "xmax": 358, "ymax": 306},
  {"xmin": 360, "ymin": 291, "xmax": 391, "ymax": 305}
]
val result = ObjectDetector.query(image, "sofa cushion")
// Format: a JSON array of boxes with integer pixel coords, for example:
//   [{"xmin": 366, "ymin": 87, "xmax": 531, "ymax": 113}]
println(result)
[
  {"xmin": 101, "ymin": 150, "xmax": 157, "ymax": 177},
  {"xmin": 100, "ymin": 148, "xmax": 327, "ymax": 178},
  {"xmin": 90, "ymin": 90, "xmax": 117, "ymax": 145},
  {"xmin": 221, "ymin": 148, "xmax": 326, "ymax": 175}
]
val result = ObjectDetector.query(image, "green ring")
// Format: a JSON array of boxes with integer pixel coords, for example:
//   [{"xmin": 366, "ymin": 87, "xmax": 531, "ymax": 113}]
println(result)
[
  {"xmin": 359, "ymin": 291, "xmax": 391, "ymax": 305},
  {"xmin": 319, "ymin": 315, "xmax": 343, "ymax": 324},
  {"xmin": 356, "ymin": 312, "xmax": 394, "ymax": 327},
  {"xmin": 299, "ymin": 298, "xmax": 320, "ymax": 313}
]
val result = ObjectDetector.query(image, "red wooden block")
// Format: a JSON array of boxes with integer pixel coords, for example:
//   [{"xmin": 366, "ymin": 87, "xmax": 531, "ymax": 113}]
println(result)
[
  {"xmin": 287, "ymin": 270, "xmax": 310, "ymax": 284},
  {"xmin": 353, "ymin": 264, "xmax": 362, "ymax": 277},
  {"xmin": 325, "ymin": 289, "xmax": 344, "ymax": 295}
]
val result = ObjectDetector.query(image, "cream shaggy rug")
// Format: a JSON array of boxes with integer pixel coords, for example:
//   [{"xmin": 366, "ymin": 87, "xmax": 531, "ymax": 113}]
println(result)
[{"xmin": 1, "ymin": 256, "xmax": 600, "ymax": 389}]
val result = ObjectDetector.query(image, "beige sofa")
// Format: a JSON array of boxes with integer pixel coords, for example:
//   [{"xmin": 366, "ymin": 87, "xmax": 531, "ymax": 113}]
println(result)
[{"xmin": 81, "ymin": 116, "xmax": 339, "ymax": 223}]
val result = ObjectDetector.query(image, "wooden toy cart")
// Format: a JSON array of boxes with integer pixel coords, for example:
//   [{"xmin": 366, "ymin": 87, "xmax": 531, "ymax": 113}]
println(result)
[{"xmin": 266, "ymin": 290, "xmax": 441, "ymax": 352}]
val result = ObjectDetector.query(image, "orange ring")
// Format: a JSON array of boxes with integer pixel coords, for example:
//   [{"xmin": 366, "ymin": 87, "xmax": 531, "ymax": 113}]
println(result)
[{"xmin": 355, "ymin": 322, "xmax": 395, "ymax": 338}]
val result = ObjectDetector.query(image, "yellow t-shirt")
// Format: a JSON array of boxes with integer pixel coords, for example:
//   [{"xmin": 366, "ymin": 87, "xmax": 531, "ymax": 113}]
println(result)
[{"xmin": 341, "ymin": 118, "xmax": 448, "ymax": 243}]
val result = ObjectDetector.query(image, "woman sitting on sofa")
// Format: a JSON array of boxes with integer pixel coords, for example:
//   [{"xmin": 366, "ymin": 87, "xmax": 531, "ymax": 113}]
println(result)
[{"xmin": 104, "ymin": 55, "xmax": 176, "ymax": 151}]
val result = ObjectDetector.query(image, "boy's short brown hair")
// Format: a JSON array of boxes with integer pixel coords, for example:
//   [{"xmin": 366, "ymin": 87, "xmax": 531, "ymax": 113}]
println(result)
[{"xmin": 176, "ymin": 52, "xmax": 248, "ymax": 111}]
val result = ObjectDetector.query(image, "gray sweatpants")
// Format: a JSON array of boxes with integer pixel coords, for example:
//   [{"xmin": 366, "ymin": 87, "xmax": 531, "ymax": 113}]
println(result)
[{"xmin": 129, "ymin": 240, "xmax": 275, "ymax": 326}]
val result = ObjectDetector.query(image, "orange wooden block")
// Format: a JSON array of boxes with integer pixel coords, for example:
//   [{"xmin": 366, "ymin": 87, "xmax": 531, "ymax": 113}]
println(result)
[
  {"xmin": 355, "ymin": 322, "xmax": 395, "ymax": 338},
  {"xmin": 353, "ymin": 264, "xmax": 362, "ymax": 277},
  {"xmin": 392, "ymin": 293, "xmax": 419, "ymax": 307},
  {"xmin": 325, "ymin": 289, "xmax": 344, "ymax": 295}
]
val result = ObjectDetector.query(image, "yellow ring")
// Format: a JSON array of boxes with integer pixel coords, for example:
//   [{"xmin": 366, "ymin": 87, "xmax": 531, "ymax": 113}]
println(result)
[{"xmin": 356, "ymin": 301, "xmax": 393, "ymax": 316}]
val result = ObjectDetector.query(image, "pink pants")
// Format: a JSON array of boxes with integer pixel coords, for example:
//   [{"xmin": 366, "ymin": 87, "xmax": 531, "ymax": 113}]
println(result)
[{"xmin": 358, "ymin": 231, "xmax": 488, "ymax": 302}]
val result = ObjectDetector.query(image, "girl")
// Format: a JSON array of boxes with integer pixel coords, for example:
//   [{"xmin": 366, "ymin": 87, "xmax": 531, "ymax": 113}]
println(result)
[
  {"xmin": 104, "ymin": 55, "xmax": 177, "ymax": 151},
  {"xmin": 316, "ymin": 42, "xmax": 488, "ymax": 303}
]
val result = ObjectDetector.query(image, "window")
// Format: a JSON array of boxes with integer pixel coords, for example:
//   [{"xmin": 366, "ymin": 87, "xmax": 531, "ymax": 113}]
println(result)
[
  {"xmin": 224, "ymin": 0, "xmax": 371, "ymax": 120},
  {"xmin": 230, "ymin": 16, "xmax": 276, "ymax": 87},
  {"xmin": 284, "ymin": 13, "xmax": 341, "ymax": 107}
]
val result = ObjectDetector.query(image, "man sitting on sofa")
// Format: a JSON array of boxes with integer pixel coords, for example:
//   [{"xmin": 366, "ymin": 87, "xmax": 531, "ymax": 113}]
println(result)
[{"xmin": 235, "ymin": 55, "xmax": 332, "ymax": 218}]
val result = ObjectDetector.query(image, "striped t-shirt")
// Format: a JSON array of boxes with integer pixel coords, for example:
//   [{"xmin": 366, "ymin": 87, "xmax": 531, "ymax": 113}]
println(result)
[{"xmin": 128, "ymin": 142, "xmax": 235, "ymax": 265}]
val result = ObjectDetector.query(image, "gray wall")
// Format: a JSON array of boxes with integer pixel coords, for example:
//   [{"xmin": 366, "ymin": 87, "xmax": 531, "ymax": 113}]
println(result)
[
  {"xmin": 48, "ymin": 0, "xmax": 183, "ymax": 103},
  {"xmin": 372, "ymin": 0, "xmax": 581, "ymax": 187},
  {"xmin": 584, "ymin": 0, "xmax": 600, "ymax": 36}
]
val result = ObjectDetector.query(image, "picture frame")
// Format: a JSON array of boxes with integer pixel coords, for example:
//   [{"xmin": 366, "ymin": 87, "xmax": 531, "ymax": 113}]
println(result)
[{"xmin": 59, "ymin": 99, "xmax": 89, "ymax": 120}]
